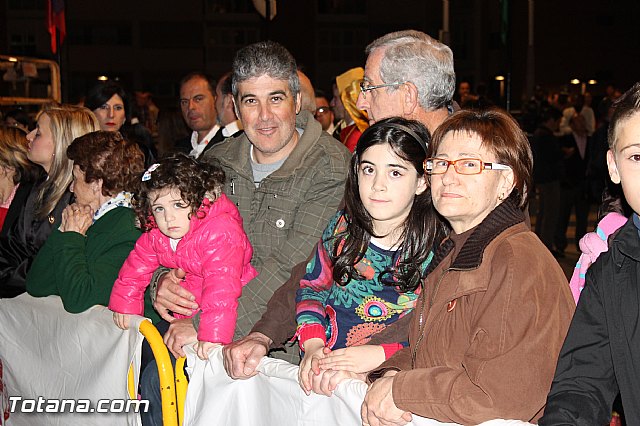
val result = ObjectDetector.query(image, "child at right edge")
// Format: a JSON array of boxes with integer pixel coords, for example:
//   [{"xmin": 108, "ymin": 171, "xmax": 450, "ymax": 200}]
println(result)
[{"xmin": 540, "ymin": 82, "xmax": 640, "ymax": 424}]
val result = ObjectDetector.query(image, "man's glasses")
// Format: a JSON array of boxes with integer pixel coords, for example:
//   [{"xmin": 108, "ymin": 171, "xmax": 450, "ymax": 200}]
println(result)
[
  {"xmin": 314, "ymin": 106, "xmax": 331, "ymax": 116},
  {"xmin": 359, "ymin": 81, "xmax": 406, "ymax": 98},
  {"xmin": 425, "ymin": 158, "xmax": 512, "ymax": 175}
]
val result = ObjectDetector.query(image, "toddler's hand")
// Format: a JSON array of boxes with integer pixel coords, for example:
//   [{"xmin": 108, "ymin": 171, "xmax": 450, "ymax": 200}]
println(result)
[
  {"xmin": 113, "ymin": 312, "xmax": 131, "ymax": 330},
  {"xmin": 298, "ymin": 338, "xmax": 326, "ymax": 395},
  {"xmin": 318, "ymin": 344, "xmax": 385, "ymax": 373},
  {"xmin": 196, "ymin": 341, "xmax": 219, "ymax": 360}
]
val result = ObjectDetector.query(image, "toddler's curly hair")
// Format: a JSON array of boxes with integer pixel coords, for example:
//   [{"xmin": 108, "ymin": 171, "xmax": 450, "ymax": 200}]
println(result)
[{"xmin": 135, "ymin": 153, "xmax": 226, "ymax": 230}]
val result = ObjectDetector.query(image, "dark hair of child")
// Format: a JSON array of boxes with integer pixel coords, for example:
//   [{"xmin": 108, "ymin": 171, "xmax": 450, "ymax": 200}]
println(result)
[
  {"xmin": 332, "ymin": 117, "xmax": 447, "ymax": 293},
  {"xmin": 135, "ymin": 153, "xmax": 225, "ymax": 230}
]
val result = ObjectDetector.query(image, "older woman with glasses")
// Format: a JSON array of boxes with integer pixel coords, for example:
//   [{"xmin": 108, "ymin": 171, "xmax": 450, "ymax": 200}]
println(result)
[{"xmin": 361, "ymin": 108, "xmax": 575, "ymax": 425}]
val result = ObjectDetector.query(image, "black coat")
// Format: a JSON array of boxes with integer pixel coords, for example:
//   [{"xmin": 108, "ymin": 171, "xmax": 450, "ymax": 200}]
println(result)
[
  {"xmin": 0, "ymin": 174, "xmax": 72, "ymax": 298},
  {"xmin": 0, "ymin": 177, "xmax": 36, "ymax": 238},
  {"xmin": 540, "ymin": 218, "xmax": 640, "ymax": 425},
  {"xmin": 531, "ymin": 125, "xmax": 563, "ymax": 184}
]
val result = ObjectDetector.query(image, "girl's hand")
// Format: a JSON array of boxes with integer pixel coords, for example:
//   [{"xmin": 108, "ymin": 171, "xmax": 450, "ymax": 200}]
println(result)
[
  {"xmin": 60, "ymin": 204, "xmax": 94, "ymax": 235},
  {"xmin": 308, "ymin": 369, "xmax": 367, "ymax": 397},
  {"xmin": 113, "ymin": 312, "xmax": 131, "ymax": 330},
  {"xmin": 318, "ymin": 345, "xmax": 386, "ymax": 373},
  {"xmin": 298, "ymin": 338, "xmax": 326, "ymax": 395},
  {"xmin": 196, "ymin": 341, "xmax": 219, "ymax": 360}
]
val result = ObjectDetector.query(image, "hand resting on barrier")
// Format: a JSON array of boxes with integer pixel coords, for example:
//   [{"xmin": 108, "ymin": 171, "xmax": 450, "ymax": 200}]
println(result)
[
  {"xmin": 302, "ymin": 345, "xmax": 384, "ymax": 397},
  {"xmin": 164, "ymin": 317, "xmax": 198, "ymax": 358},
  {"xmin": 361, "ymin": 370, "xmax": 413, "ymax": 426},
  {"xmin": 222, "ymin": 331, "xmax": 272, "ymax": 379}
]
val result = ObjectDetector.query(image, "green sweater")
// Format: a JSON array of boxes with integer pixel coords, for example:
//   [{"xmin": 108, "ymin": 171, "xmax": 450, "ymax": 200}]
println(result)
[{"xmin": 26, "ymin": 207, "xmax": 160, "ymax": 323}]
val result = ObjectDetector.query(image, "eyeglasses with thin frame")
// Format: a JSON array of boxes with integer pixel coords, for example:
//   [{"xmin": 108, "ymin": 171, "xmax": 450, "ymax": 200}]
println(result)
[
  {"xmin": 424, "ymin": 157, "xmax": 512, "ymax": 175},
  {"xmin": 314, "ymin": 106, "xmax": 331, "ymax": 116},
  {"xmin": 359, "ymin": 80, "xmax": 406, "ymax": 98}
]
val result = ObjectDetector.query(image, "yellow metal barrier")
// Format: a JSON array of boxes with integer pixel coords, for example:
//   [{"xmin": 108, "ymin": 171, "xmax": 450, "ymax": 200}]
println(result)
[
  {"xmin": 125, "ymin": 320, "xmax": 189, "ymax": 426},
  {"xmin": 139, "ymin": 320, "xmax": 179, "ymax": 426},
  {"xmin": 127, "ymin": 363, "xmax": 136, "ymax": 400},
  {"xmin": 175, "ymin": 357, "xmax": 188, "ymax": 425}
]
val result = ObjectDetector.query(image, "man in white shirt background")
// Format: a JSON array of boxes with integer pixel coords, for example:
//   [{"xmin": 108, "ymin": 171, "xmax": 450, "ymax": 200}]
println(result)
[{"xmin": 176, "ymin": 72, "xmax": 220, "ymax": 158}]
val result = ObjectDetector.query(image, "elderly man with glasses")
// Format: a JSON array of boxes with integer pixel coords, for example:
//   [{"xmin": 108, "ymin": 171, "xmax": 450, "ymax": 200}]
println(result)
[{"xmin": 356, "ymin": 30, "xmax": 456, "ymax": 134}]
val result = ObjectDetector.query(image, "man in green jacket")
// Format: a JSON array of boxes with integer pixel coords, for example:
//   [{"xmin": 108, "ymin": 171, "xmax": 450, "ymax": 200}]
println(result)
[
  {"xmin": 221, "ymin": 30, "xmax": 456, "ymax": 383},
  {"xmin": 151, "ymin": 41, "xmax": 351, "ymax": 361}
]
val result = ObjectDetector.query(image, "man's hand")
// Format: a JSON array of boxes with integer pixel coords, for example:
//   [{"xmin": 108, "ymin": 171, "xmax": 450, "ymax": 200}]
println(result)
[
  {"xmin": 163, "ymin": 318, "xmax": 198, "ymax": 358},
  {"xmin": 222, "ymin": 332, "xmax": 272, "ymax": 379},
  {"xmin": 361, "ymin": 372, "xmax": 412, "ymax": 426},
  {"xmin": 154, "ymin": 268, "xmax": 198, "ymax": 322}
]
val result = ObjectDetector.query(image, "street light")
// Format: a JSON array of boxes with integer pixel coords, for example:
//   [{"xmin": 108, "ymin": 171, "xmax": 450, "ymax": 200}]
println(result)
[
  {"xmin": 97, "ymin": 75, "xmax": 108, "ymax": 81},
  {"xmin": 495, "ymin": 75, "xmax": 505, "ymax": 99},
  {"xmin": 570, "ymin": 78, "xmax": 597, "ymax": 94}
]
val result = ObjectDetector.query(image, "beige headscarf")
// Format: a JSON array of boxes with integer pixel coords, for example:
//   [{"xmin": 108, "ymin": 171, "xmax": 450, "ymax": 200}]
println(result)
[{"xmin": 336, "ymin": 67, "xmax": 369, "ymax": 133}]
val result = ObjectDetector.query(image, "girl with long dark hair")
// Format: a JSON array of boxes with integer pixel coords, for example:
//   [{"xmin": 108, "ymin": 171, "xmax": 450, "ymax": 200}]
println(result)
[{"xmin": 295, "ymin": 117, "xmax": 446, "ymax": 394}]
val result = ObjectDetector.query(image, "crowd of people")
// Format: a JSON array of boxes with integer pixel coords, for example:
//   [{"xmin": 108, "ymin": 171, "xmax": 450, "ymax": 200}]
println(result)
[{"xmin": 0, "ymin": 28, "xmax": 639, "ymax": 426}]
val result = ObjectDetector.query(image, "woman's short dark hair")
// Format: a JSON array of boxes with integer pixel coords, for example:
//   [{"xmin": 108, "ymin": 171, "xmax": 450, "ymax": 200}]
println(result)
[
  {"xmin": 67, "ymin": 131, "xmax": 145, "ymax": 196},
  {"xmin": 334, "ymin": 117, "xmax": 446, "ymax": 292},
  {"xmin": 135, "ymin": 154, "xmax": 226, "ymax": 230},
  {"xmin": 430, "ymin": 108, "xmax": 533, "ymax": 208},
  {"xmin": 84, "ymin": 81, "xmax": 130, "ymax": 121}
]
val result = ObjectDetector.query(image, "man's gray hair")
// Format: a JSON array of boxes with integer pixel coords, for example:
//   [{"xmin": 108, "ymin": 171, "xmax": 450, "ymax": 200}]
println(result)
[
  {"xmin": 366, "ymin": 30, "xmax": 455, "ymax": 111},
  {"xmin": 231, "ymin": 41, "xmax": 300, "ymax": 101}
]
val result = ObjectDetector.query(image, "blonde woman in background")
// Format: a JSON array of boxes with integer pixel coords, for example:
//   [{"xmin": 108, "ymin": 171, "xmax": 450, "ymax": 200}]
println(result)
[
  {"xmin": 0, "ymin": 104, "xmax": 99, "ymax": 297},
  {"xmin": 336, "ymin": 67, "xmax": 369, "ymax": 152},
  {"xmin": 0, "ymin": 125, "xmax": 38, "ymax": 234}
]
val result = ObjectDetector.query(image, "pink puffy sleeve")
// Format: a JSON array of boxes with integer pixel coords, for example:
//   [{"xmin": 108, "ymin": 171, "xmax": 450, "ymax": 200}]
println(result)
[{"xmin": 108, "ymin": 232, "xmax": 161, "ymax": 315}]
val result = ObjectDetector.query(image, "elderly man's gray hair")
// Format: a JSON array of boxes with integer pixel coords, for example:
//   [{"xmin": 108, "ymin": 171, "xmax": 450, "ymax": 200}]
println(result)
[
  {"xmin": 231, "ymin": 41, "xmax": 300, "ymax": 101},
  {"xmin": 366, "ymin": 30, "xmax": 455, "ymax": 111}
]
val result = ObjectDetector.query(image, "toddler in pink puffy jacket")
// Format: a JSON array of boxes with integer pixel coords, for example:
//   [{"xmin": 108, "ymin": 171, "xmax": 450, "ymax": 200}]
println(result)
[{"xmin": 109, "ymin": 154, "xmax": 257, "ymax": 360}]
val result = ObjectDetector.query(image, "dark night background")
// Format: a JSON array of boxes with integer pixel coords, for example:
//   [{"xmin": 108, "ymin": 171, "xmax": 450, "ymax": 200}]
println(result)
[{"xmin": 1, "ymin": 0, "xmax": 639, "ymax": 110}]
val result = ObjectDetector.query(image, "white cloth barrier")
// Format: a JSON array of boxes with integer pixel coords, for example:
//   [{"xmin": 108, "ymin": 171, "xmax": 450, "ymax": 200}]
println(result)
[
  {"xmin": 0, "ymin": 294, "xmax": 144, "ymax": 426},
  {"xmin": 183, "ymin": 346, "xmax": 534, "ymax": 426}
]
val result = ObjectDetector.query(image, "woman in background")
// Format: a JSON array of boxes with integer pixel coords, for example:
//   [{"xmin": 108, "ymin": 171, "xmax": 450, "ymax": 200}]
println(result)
[
  {"xmin": 84, "ymin": 81, "xmax": 128, "ymax": 132},
  {"xmin": 0, "ymin": 125, "xmax": 38, "ymax": 234},
  {"xmin": 85, "ymin": 81, "xmax": 157, "ymax": 166},
  {"xmin": 0, "ymin": 104, "xmax": 99, "ymax": 297},
  {"xmin": 26, "ymin": 130, "xmax": 159, "ymax": 320},
  {"xmin": 335, "ymin": 67, "xmax": 369, "ymax": 152}
]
